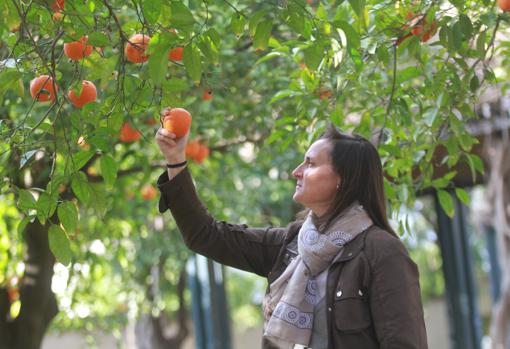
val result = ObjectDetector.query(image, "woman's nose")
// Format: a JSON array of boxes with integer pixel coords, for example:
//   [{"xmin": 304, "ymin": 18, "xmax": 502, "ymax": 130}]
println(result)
[{"xmin": 292, "ymin": 164, "xmax": 303, "ymax": 178}]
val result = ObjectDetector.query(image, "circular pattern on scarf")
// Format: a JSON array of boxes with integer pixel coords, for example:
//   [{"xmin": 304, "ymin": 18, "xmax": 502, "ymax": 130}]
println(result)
[
  {"xmin": 302, "ymin": 229, "xmax": 325, "ymax": 250},
  {"xmin": 330, "ymin": 230, "xmax": 353, "ymax": 246},
  {"xmin": 304, "ymin": 278, "xmax": 319, "ymax": 305},
  {"xmin": 273, "ymin": 302, "xmax": 313, "ymax": 329}
]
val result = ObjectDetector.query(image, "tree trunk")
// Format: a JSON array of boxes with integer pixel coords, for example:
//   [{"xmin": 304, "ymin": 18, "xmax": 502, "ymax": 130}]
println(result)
[
  {"xmin": 0, "ymin": 220, "xmax": 58, "ymax": 349},
  {"xmin": 483, "ymin": 135, "xmax": 510, "ymax": 349},
  {"xmin": 135, "ymin": 266, "xmax": 189, "ymax": 349}
]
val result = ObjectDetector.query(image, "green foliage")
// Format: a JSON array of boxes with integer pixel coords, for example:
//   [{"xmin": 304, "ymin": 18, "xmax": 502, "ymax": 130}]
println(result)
[{"xmin": 0, "ymin": 0, "xmax": 507, "ymax": 336}]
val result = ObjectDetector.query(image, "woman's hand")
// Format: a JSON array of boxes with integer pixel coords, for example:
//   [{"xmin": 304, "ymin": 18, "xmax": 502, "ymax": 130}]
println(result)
[{"xmin": 155, "ymin": 127, "xmax": 189, "ymax": 163}]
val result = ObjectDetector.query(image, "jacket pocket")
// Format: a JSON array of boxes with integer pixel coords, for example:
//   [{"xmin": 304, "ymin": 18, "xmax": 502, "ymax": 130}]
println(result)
[{"xmin": 333, "ymin": 292, "xmax": 371, "ymax": 333}]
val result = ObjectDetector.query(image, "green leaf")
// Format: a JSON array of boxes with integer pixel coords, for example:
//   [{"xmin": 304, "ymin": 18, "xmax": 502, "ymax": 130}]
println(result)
[
  {"xmin": 58, "ymin": 201, "xmax": 78, "ymax": 234},
  {"xmin": 143, "ymin": 0, "xmax": 162, "ymax": 24},
  {"xmin": 183, "ymin": 44, "xmax": 202, "ymax": 84},
  {"xmin": 332, "ymin": 20, "xmax": 360, "ymax": 50},
  {"xmin": 69, "ymin": 150, "xmax": 95, "ymax": 173},
  {"xmin": 230, "ymin": 14, "xmax": 245, "ymax": 36},
  {"xmin": 17, "ymin": 189, "xmax": 36, "ymax": 212},
  {"xmin": 303, "ymin": 42, "xmax": 324, "ymax": 70},
  {"xmin": 348, "ymin": 0, "xmax": 365, "ymax": 17},
  {"xmin": 47, "ymin": 174, "xmax": 66, "ymax": 197},
  {"xmin": 170, "ymin": 2, "xmax": 195, "ymax": 29},
  {"xmin": 100, "ymin": 154, "xmax": 118, "ymax": 188},
  {"xmin": 288, "ymin": 7, "xmax": 306, "ymax": 36},
  {"xmin": 162, "ymin": 78, "xmax": 189, "ymax": 92},
  {"xmin": 470, "ymin": 74, "xmax": 480, "ymax": 93},
  {"xmin": 396, "ymin": 66, "xmax": 420, "ymax": 84},
  {"xmin": 108, "ymin": 112, "xmax": 124, "ymax": 132},
  {"xmin": 253, "ymin": 20, "xmax": 273, "ymax": 50},
  {"xmin": 0, "ymin": 69, "xmax": 23, "ymax": 102},
  {"xmin": 71, "ymin": 172, "xmax": 91, "ymax": 205},
  {"xmin": 451, "ymin": 21, "xmax": 464, "ymax": 51},
  {"xmin": 87, "ymin": 32, "xmax": 109, "ymax": 47},
  {"xmin": 197, "ymin": 30, "xmax": 220, "ymax": 64},
  {"xmin": 270, "ymin": 90, "xmax": 300, "ymax": 104},
  {"xmin": 455, "ymin": 188, "xmax": 470, "ymax": 206},
  {"xmin": 89, "ymin": 184, "xmax": 110, "ymax": 218},
  {"xmin": 148, "ymin": 43, "xmax": 169, "ymax": 86},
  {"xmin": 423, "ymin": 107, "xmax": 439, "ymax": 127},
  {"xmin": 17, "ymin": 216, "xmax": 30, "ymax": 237},
  {"xmin": 466, "ymin": 153, "xmax": 484, "ymax": 177},
  {"xmin": 36, "ymin": 192, "xmax": 58, "ymax": 224},
  {"xmin": 458, "ymin": 14, "xmax": 473, "ymax": 40},
  {"xmin": 476, "ymin": 31, "xmax": 486, "ymax": 58},
  {"xmin": 248, "ymin": 10, "xmax": 267, "ymax": 36},
  {"xmin": 48, "ymin": 225, "xmax": 71, "ymax": 266},
  {"xmin": 437, "ymin": 190, "xmax": 455, "ymax": 218},
  {"xmin": 256, "ymin": 51, "xmax": 283, "ymax": 65}
]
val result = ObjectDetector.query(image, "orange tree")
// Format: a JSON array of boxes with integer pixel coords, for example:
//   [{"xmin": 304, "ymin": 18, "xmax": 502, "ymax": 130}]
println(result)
[{"xmin": 1, "ymin": 0, "xmax": 509, "ymax": 348}]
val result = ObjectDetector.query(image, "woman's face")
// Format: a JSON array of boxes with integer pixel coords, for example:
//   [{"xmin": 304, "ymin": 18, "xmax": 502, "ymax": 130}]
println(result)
[{"xmin": 292, "ymin": 139, "xmax": 340, "ymax": 217}]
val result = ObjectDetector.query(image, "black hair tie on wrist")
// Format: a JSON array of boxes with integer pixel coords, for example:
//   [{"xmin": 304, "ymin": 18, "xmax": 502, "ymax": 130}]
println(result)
[{"xmin": 166, "ymin": 160, "xmax": 187, "ymax": 168}]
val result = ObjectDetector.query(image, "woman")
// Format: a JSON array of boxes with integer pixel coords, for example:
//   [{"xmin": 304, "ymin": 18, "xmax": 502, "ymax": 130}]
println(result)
[{"xmin": 155, "ymin": 123, "xmax": 428, "ymax": 349}]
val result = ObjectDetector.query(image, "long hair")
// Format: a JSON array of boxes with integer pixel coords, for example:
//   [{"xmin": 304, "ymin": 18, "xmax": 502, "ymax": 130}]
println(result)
[{"xmin": 296, "ymin": 124, "xmax": 397, "ymax": 237}]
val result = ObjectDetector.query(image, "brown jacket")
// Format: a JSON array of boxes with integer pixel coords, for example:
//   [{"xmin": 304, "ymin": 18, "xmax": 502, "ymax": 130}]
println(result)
[{"xmin": 158, "ymin": 168, "xmax": 428, "ymax": 349}]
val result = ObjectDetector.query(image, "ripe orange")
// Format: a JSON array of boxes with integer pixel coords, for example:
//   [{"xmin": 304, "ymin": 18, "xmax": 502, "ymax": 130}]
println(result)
[
  {"xmin": 195, "ymin": 144, "xmax": 210, "ymax": 164},
  {"xmin": 186, "ymin": 140, "xmax": 201, "ymax": 158},
  {"xmin": 162, "ymin": 107, "xmax": 192, "ymax": 138},
  {"xmin": 141, "ymin": 185, "xmax": 157, "ymax": 200},
  {"xmin": 68, "ymin": 80, "xmax": 97, "ymax": 108},
  {"xmin": 202, "ymin": 90, "xmax": 213, "ymax": 101},
  {"xmin": 119, "ymin": 123, "xmax": 141, "ymax": 142},
  {"xmin": 64, "ymin": 37, "xmax": 93, "ymax": 60},
  {"xmin": 30, "ymin": 75, "xmax": 58, "ymax": 102},
  {"xmin": 52, "ymin": 12, "xmax": 62, "ymax": 22},
  {"xmin": 168, "ymin": 47, "xmax": 184, "ymax": 61},
  {"xmin": 498, "ymin": 0, "xmax": 510, "ymax": 11},
  {"xmin": 51, "ymin": 0, "xmax": 64, "ymax": 11},
  {"xmin": 125, "ymin": 34, "xmax": 151, "ymax": 63}
]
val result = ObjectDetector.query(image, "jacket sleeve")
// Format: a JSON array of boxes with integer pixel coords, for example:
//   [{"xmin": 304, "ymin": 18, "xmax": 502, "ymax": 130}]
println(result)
[
  {"xmin": 157, "ymin": 167, "xmax": 286, "ymax": 277},
  {"xmin": 367, "ymin": 234, "xmax": 428, "ymax": 349}
]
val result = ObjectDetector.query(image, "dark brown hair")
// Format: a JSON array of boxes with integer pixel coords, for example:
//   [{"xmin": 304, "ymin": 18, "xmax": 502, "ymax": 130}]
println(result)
[{"xmin": 296, "ymin": 124, "xmax": 397, "ymax": 237}]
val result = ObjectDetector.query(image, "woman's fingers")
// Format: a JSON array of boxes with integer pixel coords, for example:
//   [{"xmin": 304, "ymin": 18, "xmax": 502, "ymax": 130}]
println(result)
[
  {"xmin": 157, "ymin": 137, "xmax": 177, "ymax": 148},
  {"xmin": 157, "ymin": 128, "xmax": 176, "ymax": 139}
]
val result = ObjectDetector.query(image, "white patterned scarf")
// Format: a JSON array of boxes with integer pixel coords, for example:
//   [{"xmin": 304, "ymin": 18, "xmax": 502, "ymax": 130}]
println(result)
[{"xmin": 262, "ymin": 202, "xmax": 373, "ymax": 347}]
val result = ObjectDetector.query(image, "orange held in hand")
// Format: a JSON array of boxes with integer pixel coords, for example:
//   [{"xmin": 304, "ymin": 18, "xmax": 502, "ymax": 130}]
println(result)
[
  {"xmin": 125, "ymin": 34, "xmax": 151, "ymax": 63},
  {"xmin": 68, "ymin": 80, "xmax": 97, "ymax": 108},
  {"xmin": 30, "ymin": 75, "xmax": 58, "ymax": 102},
  {"xmin": 162, "ymin": 107, "xmax": 192, "ymax": 138},
  {"xmin": 120, "ymin": 123, "xmax": 141, "ymax": 143},
  {"xmin": 498, "ymin": 0, "xmax": 510, "ymax": 11},
  {"xmin": 64, "ymin": 37, "xmax": 93, "ymax": 60}
]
